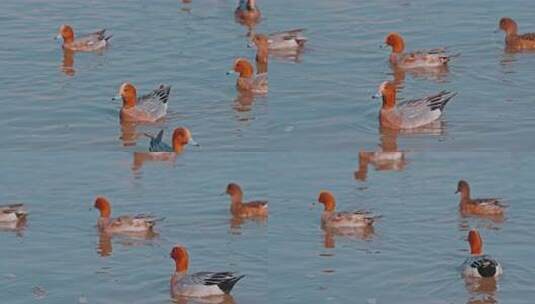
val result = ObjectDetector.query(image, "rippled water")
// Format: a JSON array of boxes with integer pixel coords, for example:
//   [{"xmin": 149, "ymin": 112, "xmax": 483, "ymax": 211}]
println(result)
[{"xmin": 1, "ymin": 0, "xmax": 535, "ymax": 303}]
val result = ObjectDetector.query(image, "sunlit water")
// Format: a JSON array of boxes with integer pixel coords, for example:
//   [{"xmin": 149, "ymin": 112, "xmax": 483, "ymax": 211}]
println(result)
[{"xmin": 1, "ymin": 0, "xmax": 535, "ymax": 303}]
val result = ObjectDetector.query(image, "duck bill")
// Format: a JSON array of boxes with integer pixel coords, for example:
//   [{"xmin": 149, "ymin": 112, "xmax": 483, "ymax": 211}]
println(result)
[
  {"xmin": 111, "ymin": 95, "xmax": 122, "ymax": 101},
  {"xmin": 226, "ymin": 70, "xmax": 238, "ymax": 76},
  {"xmin": 455, "ymin": 190, "xmax": 459, "ymax": 194},
  {"xmin": 54, "ymin": 34, "xmax": 62, "ymax": 41},
  {"xmin": 372, "ymin": 92, "xmax": 382, "ymax": 99},
  {"xmin": 188, "ymin": 137, "xmax": 200, "ymax": 147}
]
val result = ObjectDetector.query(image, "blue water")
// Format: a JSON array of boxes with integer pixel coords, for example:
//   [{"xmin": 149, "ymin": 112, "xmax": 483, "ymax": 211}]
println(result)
[{"xmin": 1, "ymin": 0, "xmax": 535, "ymax": 303}]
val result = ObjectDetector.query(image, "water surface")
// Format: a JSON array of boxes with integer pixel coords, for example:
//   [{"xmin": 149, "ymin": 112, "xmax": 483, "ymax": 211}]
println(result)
[{"xmin": 1, "ymin": 0, "xmax": 535, "ymax": 303}]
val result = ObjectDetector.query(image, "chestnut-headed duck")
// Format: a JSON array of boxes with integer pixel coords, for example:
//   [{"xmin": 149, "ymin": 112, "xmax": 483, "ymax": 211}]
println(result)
[
  {"xmin": 250, "ymin": 29, "xmax": 307, "ymax": 50},
  {"xmin": 235, "ymin": 0, "xmax": 261, "ymax": 26},
  {"xmin": 145, "ymin": 127, "xmax": 199, "ymax": 153},
  {"xmin": 225, "ymin": 183, "xmax": 268, "ymax": 217},
  {"xmin": 498, "ymin": 17, "xmax": 535, "ymax": 50},
  {"xmin": 55, "ymin": 24, "xmax": 111, "ymax": 52},
  {"xmin": 94, "ymin": 196, "xmax": 161, "ymax": 234},
  {"xmin": 0, "ymin": 204, "xmax": 27, "ymax": 223},
  {"xmin": 463, "ymin": 229, "xmax": 502, "ymax": 278},
  {"xmin": 372, "ymin": 81, "xmax": 456, "ymax": 129},
  {"xmin": 384, "ymin": 33, "xmax": 457, "ymax": 69},
  {"xmin": 113, "ymin": 83, "xmax": 171, "ymax": 123},
  {"xmin": 316, "ymin": 191, "xmax": 378, "ymax": 228},
  {"xmin": 250, "ymin": 34, "xmax": 269, "ymax": 74},
  {"xmin": 170, "ymin": 246, "xmax": 245, "ymax": 298},
  {"xmin": 456, "ymin": 180, "xmax": 506, "ymax": 216},
  {"xmin": 228, "ymin": 58, "xmax": 268, "ymax": 94}
]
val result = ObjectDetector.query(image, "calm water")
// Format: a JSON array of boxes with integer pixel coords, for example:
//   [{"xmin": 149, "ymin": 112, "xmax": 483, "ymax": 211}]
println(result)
[{"xmin": 1, "ymin": 0, "xmax": 535, "ymax": 303}]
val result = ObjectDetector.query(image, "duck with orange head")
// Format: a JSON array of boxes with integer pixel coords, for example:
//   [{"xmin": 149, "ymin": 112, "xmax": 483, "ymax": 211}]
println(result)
[
  {"xmin": 94, "ymin": 196, "xmax": 162, "ymax": 234},
  {"xmin": 498, "ymin": 17, "xmax": 535, "ymax": 51},
  {"xmin": 316, "ymin": 191, "xmax": 378, "ymax": 229},
  {"xmin": 55, "ymin": 24, "xmax": 111, "ymax": 52},
  {"xmin": 170, "ymin": 246, "xmax": 245, "ymax": 298},
  {"xmin": 372, "ymin": 81, "xmax": 456, "ymax": 129},
  {"xmin": 113, "ymin": 83, "xmax": 171, "ymax": 123},
  {"xmin": 462, "ymin": 229, "xmax": 502, "ymax": 278},
  {"xmin": 384, "ymin": 32, "xmax": 458, "ymax": 69}
]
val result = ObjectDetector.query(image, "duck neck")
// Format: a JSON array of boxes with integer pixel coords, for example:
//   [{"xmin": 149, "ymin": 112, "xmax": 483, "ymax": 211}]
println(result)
[
  {"xmin": 230, "ymin": 193, "xmax": 243, "ymax": 205},
  {"xmin": 256, "ymin": 49, "xmax": 268, "ymax": 74},
  {"xmin": 172, "ymin": 142, "xmax": 185, "ymax": 153},
  {"xmin": 323, "ymin": 200, "xmax": 336, "ymax": 212},
  {"xmin": 459, "ymin": 187, "xmax": 470, "ymax": 201},
  {"xmin": 382, "ymin": 91, "xmax": 396, "ymax": 110}
]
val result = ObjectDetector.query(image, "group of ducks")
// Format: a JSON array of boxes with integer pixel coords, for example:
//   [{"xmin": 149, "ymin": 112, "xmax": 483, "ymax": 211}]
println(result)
[{"xmin": 4, "ymin": 0, "xmax": 534, "ymax": 299}]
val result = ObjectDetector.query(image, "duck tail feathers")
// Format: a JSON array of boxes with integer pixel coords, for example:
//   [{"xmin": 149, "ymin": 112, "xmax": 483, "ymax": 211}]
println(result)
[{"xmin": 218, "ymin": 274, "xmax": 245, "ymax": 294}]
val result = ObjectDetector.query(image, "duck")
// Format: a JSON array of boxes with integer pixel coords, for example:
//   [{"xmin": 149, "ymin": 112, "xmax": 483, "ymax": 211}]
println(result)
[
  {"xmin": 113, "ymin": 83, "xmax": 171, "ymax": 123},
  {"xmin": 316, "ymin": 191, "xmax": 378, "ymax": 228},
  {"xmin": 55, "ymin": 24, "xmax": 111, "ymax": 52},
  {"xmin": 228, "ymin": 58, "xmax": 268, "ymax": 94},
  {"xmin": 225, "ymin": 183, "xmax": 268, "ymax": 217},
  {"xmin": 372, "ymin": 81, "xmax": 456, "ymax": 129},
  {"xmin": 498, "ymin": 17, "xmax": 535, "ymax": 50},
  {"xmin": 170, "ymin": 246, "xmax": 245, "ymax": 298},
  {"xmin": 250, "ymin": 29, "xmax": 307, "ymax": 50},
  {"xmin": 456, "ymin": 180, "xmax": 506, "ymax": 216},
  {"xmin": 93, "ymin": 196, "xmax": 161, "ymax": 234},
  {"xmin": 145, "ymin": 127, "xmax": 199, "ymax": 153},
  {"xmin": 463, "ymin": 229, "xmax": 502, "ymax": 278},
  {"xmin": 0, "ymin": 204, "xmax": 27, "ymax": 223},
  {"xmin": 384, "ymin": 32, "xmax": 457, "ymax": 69},
  {"xmin": 234, "ymin": 0, "xmax": 261, "ymax": 26},
  {"xmin": 250, "ymin": 34, "xmax": 269, "ymax": 74}
]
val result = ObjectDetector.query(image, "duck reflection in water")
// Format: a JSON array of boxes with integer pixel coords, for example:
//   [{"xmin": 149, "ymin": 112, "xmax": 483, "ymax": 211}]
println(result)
[
  {"xmin": 61, "ymin": 49, "xmax": 76, "ymax": 76},
  {"xmin": 97, "ymin": 230, "xmax": 159, "ymax": 257},
  {"xmin": 464, "ymin": 275, "xmax": 498, "ymax": 304},
  {"xmin": 234, "ymin": 0, "xmax": 261, "ymax": 34},
  {"xmin": 322, "ymin": 226, "xmax": 375, "ymax": 248},
  {"xmin": 391, "ymin": 63, "xmax": 450, "ymax": 85},
  {"xmin": 355, "ymin": 128, "xmax": 407, "ymax": 182}
]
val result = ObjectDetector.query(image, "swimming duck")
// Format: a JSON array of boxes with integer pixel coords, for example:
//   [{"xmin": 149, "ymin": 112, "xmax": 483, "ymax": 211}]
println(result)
[
  {"xmin": 251, "ymin": 29, "xmax": 307, "ymax": 50},
  {"xmin": 372, "ymin": 81, "xmax": 456, "ymax": 129},
  {"xmin": 463, "ymin": 229, "xmax": 502, "ymax": 278},
  {"xmin": 145, "ymin": 127, "xmax": 199, "ymax": 153},
  {"xmin": 113, "ymin": 83, "xmax": 171, "ymax": 123},
  {"xmin": 228, "ymin": 58, "xmax": 268, "ymax": 94},
  {"xmin": 94, "ymin": 196, "xmax": 161, "ymax": 234},
  {"xmin": 384, "ymin": 33, "xmax": 457, "ymax": 69},
  {"xmin": 456, "ymin": 180, "xmax": 506, "ymax": 216},
  {"xmin": 170, "ymin": 246, "xmax": 245, "ymax": 298},
  {"xmin": 225, "ymin": 183, "xmax": 268, "ymax": 217},
  {"xmin": 55, "ymin": 24, "xmax": 111, "ymax": 52},
  {"xmin": 234, "ymin": 0, "xmax": 261, "ymax": 26},
  {"xmin": 316, "ymin": 191, "xmax": 377, "ymax": 228},
  {"xmin": 498, "ymin": 17, "xmax": 535, "ymax": 50},
  {"xmin": 0, "ymin": 204, "xmax": 27, "ymax": 223}
]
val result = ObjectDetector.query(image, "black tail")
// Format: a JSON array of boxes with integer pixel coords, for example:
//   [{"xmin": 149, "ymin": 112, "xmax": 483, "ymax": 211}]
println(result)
[
  {"xmin": 155, "ymin": 85, "xmax": 171, "ymax": 104},
  {"xmin": 104, "ymin": 35, "xmax": 113, "ymax": 41},
  {"xmin": 218, "ymin": 275, "xmax": 245, "ymax": 294},
  {"xmin": 477, "ymin": 264, "xmax": 497, "ymax": 278},
  {"xmin": 427, "ymin": 91, "xmax": 457, "ymax": 111}
]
